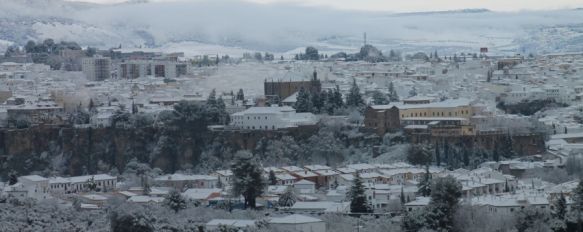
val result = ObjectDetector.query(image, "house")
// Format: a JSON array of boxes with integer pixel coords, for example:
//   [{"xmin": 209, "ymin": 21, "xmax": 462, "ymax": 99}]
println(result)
[
  {"xmin": 269, "ymin": 214, "xmax": 326, "ymax": 232},
  {"xmin": 127, "ymin": 195, "xmax": 165, "ymax": 204},
  {"xmin": 274, "ymin": 173, "xmax": 297, "ymax": 186},
  {"xmin": 213, "ymin": 170, "xmax": 233, "ymax": 187},
  {"xmin": 229, "ymin": 106, "xmax": 318, "ymax": 131},
  {"xmin": 293, "ymin": 180, "xmax": 316, "ymax": 194},
  {"xmin": 206, "ymin": 219, "xmax": 257, "ymax": 231},
  {"xmin": 154, "ymin": 174, "xmax": 218, "ymax": 190},
  {"xmin": 17, "ymin": 175, "xmax": 50, "ymax": 201},
  {"xmin": 49, "ymin": 174, "xmax": 117, "ymax": 194},
  {"xmin": 79, "ymin": 194, "xmax": 109, "ymax": 207},
  {"xmin": 404, "ymin": 197, "xmax": 430, "ymax": 212},
  {"xmin": 288, "ymin": 201, "xmax": 350, "ymax": 214},
  {"xmin": 182, "ymin": 188, "xmax": 222, "ymax": 203}
]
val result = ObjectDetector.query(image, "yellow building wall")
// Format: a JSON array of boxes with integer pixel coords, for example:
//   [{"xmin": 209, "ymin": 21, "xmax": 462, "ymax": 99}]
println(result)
[{"xmin": 399, "ymin": 105, "xmax": 473, "ymax": 119}]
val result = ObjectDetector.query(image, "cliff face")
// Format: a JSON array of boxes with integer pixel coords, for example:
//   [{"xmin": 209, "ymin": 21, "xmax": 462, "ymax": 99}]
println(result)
[
  {"xmin": 0, "ymin": 125, "xmax": 320, "ymax": 178},
  {"xmin": 0, "ymin": 126, "xmax": 202, "ymax": 177}
]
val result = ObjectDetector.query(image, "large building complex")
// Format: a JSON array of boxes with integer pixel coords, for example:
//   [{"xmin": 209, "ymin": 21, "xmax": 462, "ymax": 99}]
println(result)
[
  {"xmin": 230, "ymin": 106, "xmax": 318, "ymax": 131},
  {"xmin": 82, "ymin": 57, "xmax": 111, "ymax": 81},
  {"xmin": 264, "ymin": 71, "xmax": 322, "ymax": 101},
  {"xmin": 364, "ymin": 97, "xmax": 474, "ymax": 134},
  {"xmin": 118, "ymin": 60, "xmax": 189, "ymax": 79}
]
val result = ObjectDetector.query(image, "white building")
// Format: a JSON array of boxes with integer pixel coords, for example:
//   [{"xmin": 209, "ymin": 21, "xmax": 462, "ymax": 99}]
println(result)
[
  {"xmin": 49, "ymin": 174, "xmax": 117, "ymax": 194},
  {"xmin": 230, "ymin": 106, "xmax": 318, "ymax": 131},
  {"xmin": 269, "ymin": 214, "xmax": 326, "ymax": 232},
  {"xmin": 154, "ymin": 174, "xmax": 218, "ymax": 190},
  {"xmin": 16, "ymin": 175, "xmax": 50, "ymax": 201}
]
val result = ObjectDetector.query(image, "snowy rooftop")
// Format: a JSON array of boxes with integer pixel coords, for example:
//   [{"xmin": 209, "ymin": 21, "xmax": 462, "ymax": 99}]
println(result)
[
  {"xmin": 182, "ymin": 188, "xmax": 221, "ymax": 200},
  {"xmin": 232, "ymin": 106, "xmax": 295, "ymax": 116},
  {"xmin": 19, "ymin": 175, "xmax": 48, "ymax": 182},
  {"xmin": 154, "ymin": 174, "xmax": 217, "ymax": 181},
  {"xmin": 128, "ymin": 195, "xmax": 165, "ymax": 203},
  {"xmin": 269, "ymin": 214, "xmax": 322, "ymax": 224},
  {"xmin": 206, "ymin": 219, "xmax": 256, "ymax": 228}
]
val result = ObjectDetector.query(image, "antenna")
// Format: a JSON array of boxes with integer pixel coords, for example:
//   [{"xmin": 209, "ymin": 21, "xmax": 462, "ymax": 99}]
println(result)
[{"xmin": 364, "ymin": 32, "xmax": 367, "ymax": 46}]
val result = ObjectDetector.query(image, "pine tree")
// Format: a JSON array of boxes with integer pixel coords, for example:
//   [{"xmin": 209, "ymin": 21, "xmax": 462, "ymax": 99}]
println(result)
[
  {"xmin": 230, "ymin": 151, "xmax": 266, "ymax": 209},
  {"xmin": 278, "ymin": 186, "xmax": 297, "ymax": 208},
  {"xmin": 310, "ymin": 91, "xmax": 322, "ymax": 114},
  {"xmin": 236, "ymin": 89, "xmax": 245, "ymax": 101},
  {"xmin": 294, "ymin": 87, "xmax": 312, "ymax": 113},
  {"xmin": 550, "ymin": 192, "xmax": 568, "ymax": 232},
  {"xmin": 164, "ymin": 190, "xmax": 187, "ymax": 213},
  {"xmin": 388, "ymin": 82, "xmax": 399, "ymax": 102},
  {"xmin": 400, "ymin": 186, "xmax": 406, "ymax": 204},
  {"xmin": 418, "ymin": 165, "xmax": 432, "ymax": 197},
  {"xmin": 372, "ymin": 91, "xmax": 389, "ymax": 105},
  {"xmin": 435, "ymin": 142, "xmax": 441, "ymax": 166},
  {"xmin": 268, "ymin": 170, "xmax": 277, "ymax": 185},
  {"xmin": 426, "ymin": 176, "xmax": 462, "ymax": 231},
  {"xmin": 333, "ymin": 85, "xmax": 344, "ymax": 108},
  {"xmin": 348, "ymin": 172, "xmax": 370, "ymax": 213},
  {"xmin": 572, "ymin": 180, "xmax": 583, "ymax": 231},
  {"xmin": 346, "ymin": 79, "xmax": 364, "ymax": 108},
  {"xmin": 8, "ymin": 173, "xmax": 17, "ymax": 185}
]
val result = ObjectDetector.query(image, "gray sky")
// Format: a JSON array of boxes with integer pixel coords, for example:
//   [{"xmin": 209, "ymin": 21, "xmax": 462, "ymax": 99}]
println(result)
[{"xmin": 71, "ymin": 0, "xmax": 583, "ymax": 12}]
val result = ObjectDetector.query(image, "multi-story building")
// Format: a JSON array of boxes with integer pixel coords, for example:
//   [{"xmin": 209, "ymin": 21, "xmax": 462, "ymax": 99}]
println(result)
[
  {"xmin": 82, "ymin": 57, "xmax": 111, "ymax": 81},
  {"xmin": 264, "ymin": 71, "xmax": 322, "ymax": 101},
  {"xmin": 364, "ymin": 98, "xmax": 474, "ymax": 135},
  {"xmin": 118, "ymin": 60, "xmax": 189, "ymax": 79},
  {"xmin": 230, "ymin": 106, "xmax": 318, "ymax": 131}
]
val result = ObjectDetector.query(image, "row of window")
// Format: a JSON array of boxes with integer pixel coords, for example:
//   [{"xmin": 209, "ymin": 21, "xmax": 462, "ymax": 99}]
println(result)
[{"xmin": 401, "ymin": 110, "xmax": 470, "ymax": 118}]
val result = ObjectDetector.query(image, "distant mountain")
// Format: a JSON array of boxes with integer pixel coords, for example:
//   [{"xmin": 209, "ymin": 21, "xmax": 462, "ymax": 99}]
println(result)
[
  {"xmin": 1, "ymin": 0, "xmax": 583, "ymax": 56},
  {"xmin": 391, "ymin": 8, "xmax": 491, "ymax": 16}
]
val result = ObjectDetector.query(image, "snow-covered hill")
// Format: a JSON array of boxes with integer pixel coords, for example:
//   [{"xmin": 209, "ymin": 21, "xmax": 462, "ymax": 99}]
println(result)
[{"xmin": 2, "ymin": 0, "xmax": 583, "ymax": 56}]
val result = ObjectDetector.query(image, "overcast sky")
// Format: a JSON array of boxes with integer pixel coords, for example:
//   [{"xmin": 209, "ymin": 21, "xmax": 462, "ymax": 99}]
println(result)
[{"xmin": 72, "ymin": 0, "xmax": 583, "ymax": 12}]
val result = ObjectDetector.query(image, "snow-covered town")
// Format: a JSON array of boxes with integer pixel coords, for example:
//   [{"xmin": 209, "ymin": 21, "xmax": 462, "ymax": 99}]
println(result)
[{"xmin": 2, "ymin": 0, "xmax": 583, "ymax": 232}]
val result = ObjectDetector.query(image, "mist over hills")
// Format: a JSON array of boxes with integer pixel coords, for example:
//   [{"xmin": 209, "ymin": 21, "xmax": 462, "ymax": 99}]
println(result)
[{"xmin": 1, "ymin": 0, "xmax": 583, "ymax": 55}]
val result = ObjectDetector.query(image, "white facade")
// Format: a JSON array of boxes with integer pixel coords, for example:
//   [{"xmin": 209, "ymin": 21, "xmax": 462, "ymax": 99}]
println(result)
[
  {"xmin": 17, "ymin": 175, "xmax": 50, "ymax": 201},
  {"xmin": 230, "ymin": 106, "xmax": 318, "ymax": 131},
  {"xmin": 49, "ymin": 174, "xmax": 117, "ymax": 194},
  {"xmin": 269, "ymin": 215, "xmax": 326, "ymax": 232}
]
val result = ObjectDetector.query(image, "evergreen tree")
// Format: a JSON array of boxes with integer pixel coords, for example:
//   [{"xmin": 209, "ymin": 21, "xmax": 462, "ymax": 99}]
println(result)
[
  {"xmin": 278, "ymin": 186, "xmax": 297, "ymax": 208},
  {"xmin": 230, "ymin": 151, "xmax": 266, "ymax": 209},
  {"xmin": 348, "ymin": 172, "xmax": 370, "ymax": 213},
  {"xmin": 346, "ymin": 79, "xmax": 364, "ymax": 108},
  {"xmin": 388, "ymin": 82, "xmax": 400, "ymax": 102},
  {"xmin": 268, "ymin": 170, "xmax": 277, "ymax": 185},
  {"xmin": 310, "ymin": 91, "xmax": 323, "ymax": 114},
  {"xmin": 236, "ymin": 89, "xmax": 245, "ymax": 101},
  {"xmin": 372, "ymin": 91, "xmax": 389, "ymax": 105},
  {"xmin": 572, "ymin": 180, "xmax": 583, "ymax": 231},
  {"xmin": 294, "ymin": 87, "xmax": 312, "ymax": 113},
  {"xmin": 8, "ymin": 173, "xmax": 17, "ymax": 185},
  {"xmin": 323, "ymin": 90, "xmax": 336, "ymax": 115},
  {"xmin": 400, "ymin": 186, "xmax": 406, "ymax": 204},
  {"xmin": 462, "ymin": 148, "xmax": 470, "ymax": 167},
  {"xmin": 333, "ymin": 85, "xmax": 344, "ymax": 108},
  {"xmin": 418, "ymin": 165, "xmax": 432, "ymax": 197},
  {"xmin": 435, "ymin": 142, "xmax": 441, "ymax": 166},
  {"xmin": 304, "ymin": 46, "xmax": 320, "ymax": 60},
  {"xmin": 551, "ymin": 192, "xmax": 567, "ymax": 232},
  {"xmin": 164, "ymin": 190, "xmax": 187, "ymax": 213},
  {"xmin": 425, "ymin": 176, "xmax": 462, "ymax": 231}
]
